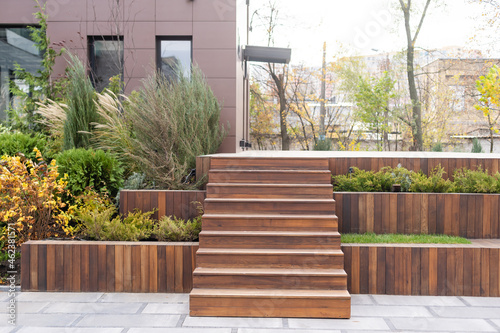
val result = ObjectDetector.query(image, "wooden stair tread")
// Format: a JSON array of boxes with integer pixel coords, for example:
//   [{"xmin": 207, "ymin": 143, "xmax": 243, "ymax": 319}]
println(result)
[
  {"xmin": 203, "ymin": 214, "xmax": 337, "ymax": 219},
  {"xmin": 204, "ymin": 198, "xmax": 334, "ymax": 203},
  {"xmin": 194, "ymin": 267, "xmax": 346, "ymax": 276},
  {"xmin": 200, "ymin": 231, "xmax": 340, "ymax": 237},
  {"xmin": 207, "ymin": 183, "xmax": 333, "ymax": 188},
  {"xmin": 209, "ymin": 169, "xmax": 331, "ymax": 174},
  {"xmin": 196, "ymin": 248, "xmax": 344, "ymax": 255},
  {"xmin": 191, "ymin": 288, "xmax": 351, "ymax": 299}
]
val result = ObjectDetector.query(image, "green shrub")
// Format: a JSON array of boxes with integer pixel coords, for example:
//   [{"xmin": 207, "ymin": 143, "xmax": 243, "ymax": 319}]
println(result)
[
  {"xmin": 314, "ymin": 138, "xmax": 332, "ymax": 151},
  {"xmin": 452, "ymin": 167, "xmax": 500, "ymax": 193},
  {"xmin": 431, "ymin": 142, "xmax": 443, "ymax": 152},
  {"xmin": 74, "ymin": 190, "xmax": 155, "ymax": 241},
  {"xmin": 56, "ymin": 148, "xmax": 124, "ymax": 198},
  {"xmin": 409, "ymin": 165, "xmax": 452, "ymax": 193},
  {"xmin": 0, "ymin": 132, "xmax": 50, "ymax": 160},
  {"xmin": 332, "ymin": 166, "xmax": 414, "ymax": 192},
  {"xmin": 333, "ymin": 164, "xmax": 454, "ymax": 193},
  {"xmin": 94, "ymin": 66, "xmax": 227, "ymax": 189},
  {"xmin": 471, "ymin": 138, "xmax": 483, "ymax": 153},
  {"xmin": 332, "ymin": 168, "xmax": 382, "ymax": 192},
  {"xmin": 63, "ymin": 53, "xmax": 98, "ymax": 150},
  {"xmin": 154, "ymin": 215, "xmax": 202, "ymax": 242}
]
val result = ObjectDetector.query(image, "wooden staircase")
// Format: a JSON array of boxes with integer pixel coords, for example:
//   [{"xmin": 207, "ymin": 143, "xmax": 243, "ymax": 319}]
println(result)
[{"xmin": 189, "ymin": 157, "xmax": 351, "ymax": 318}]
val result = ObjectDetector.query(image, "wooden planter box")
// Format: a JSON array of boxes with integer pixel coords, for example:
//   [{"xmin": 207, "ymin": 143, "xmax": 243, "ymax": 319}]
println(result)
[
  {"xmin": 119, "ymin": 190, "xmax": 206, "ymax": 221},
  {"xmin": 21, "ymin": 241, "xmax": 500, "ymax": 297},
  {"xmin": 21, "ymin": 241, "xmax": 198, "ymax": 293},
  {"xmin": 120, "ymin": 190, "xmax": 500, "ymax": 239},
  {"xmin": 343, "ymin": 243, "xmax": 500, "ymax": 297},
  {"xmin": 334, "ymin": 192, "xmax": 500, "ymax": 239}
]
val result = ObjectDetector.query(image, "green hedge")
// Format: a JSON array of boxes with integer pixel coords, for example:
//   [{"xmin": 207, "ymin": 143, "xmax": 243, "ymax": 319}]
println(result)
[{"xmin": 332, "ymin": 165, "xmax": 500, "ymax": 193}]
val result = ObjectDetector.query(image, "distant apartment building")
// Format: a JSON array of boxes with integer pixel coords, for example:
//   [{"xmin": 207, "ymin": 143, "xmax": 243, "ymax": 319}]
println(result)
[
  {"xmin": 0, "ymin": 0, "xmax": 251, "ymax": 153},
  {"xmin": 420, "ymin": 58, "xmax": 500, "ymax": 151}
]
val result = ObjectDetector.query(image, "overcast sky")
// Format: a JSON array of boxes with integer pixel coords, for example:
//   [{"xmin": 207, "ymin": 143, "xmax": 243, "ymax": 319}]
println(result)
[{"xmin": 249, "ymin": 0, "xmax": 491, "ymax": 66}]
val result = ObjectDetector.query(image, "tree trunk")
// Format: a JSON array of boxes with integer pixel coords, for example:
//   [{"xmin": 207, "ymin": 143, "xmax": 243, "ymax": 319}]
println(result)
[
  {"xmin": 406, "ymin": 44, "xmax": 423, "ymax": 151},
  {"xmin": 400, "ymin": 0, "xmax": 431, "ymax": 151},
  {"xmin": 270, "ymin": 70, "xmax": 289, "ymax": 150}
]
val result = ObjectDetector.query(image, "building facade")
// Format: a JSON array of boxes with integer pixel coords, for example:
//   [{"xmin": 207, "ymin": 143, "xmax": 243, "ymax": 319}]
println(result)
[{"xmin": 0, "ymin": 0, "xmax": 249, "ymax": 153}]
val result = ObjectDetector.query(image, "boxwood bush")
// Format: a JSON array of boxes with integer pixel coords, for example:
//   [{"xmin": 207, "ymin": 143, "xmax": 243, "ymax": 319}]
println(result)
[
  {"xmin": 0, "ymin": 132, "xmax": 50, "ymax": 160},
  {"xmin": 56, "ymin": 148, "xmax": 124, "ymax": 198},
  {"xmin": 332, "ymin": 165, "xmax": 499, "ymax": 194}
]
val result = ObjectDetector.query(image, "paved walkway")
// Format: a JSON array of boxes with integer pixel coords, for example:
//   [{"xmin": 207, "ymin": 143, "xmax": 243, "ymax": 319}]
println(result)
[{"xmin": 1, "ymin": 289, "xmax": 499, "ymax": 332}]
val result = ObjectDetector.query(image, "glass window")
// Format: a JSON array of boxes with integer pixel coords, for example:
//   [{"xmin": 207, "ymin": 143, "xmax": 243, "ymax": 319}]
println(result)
[
  {"xmin": 0, "ymin": 26, "xmax": 43, "ymax": 121},
  {"xmin": 89, "ymin": 36, "xmax": 123, "ymax": 92},
  {"xmin": 157, "ymin": 37, "xmax": 192, "ymax": 80}
]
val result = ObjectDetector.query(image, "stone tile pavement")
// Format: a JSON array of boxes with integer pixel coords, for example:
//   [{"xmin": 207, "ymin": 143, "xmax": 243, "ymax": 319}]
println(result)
[{"xmin": 0, "ymin": 288, "xmax": 499, "ymax": 332}]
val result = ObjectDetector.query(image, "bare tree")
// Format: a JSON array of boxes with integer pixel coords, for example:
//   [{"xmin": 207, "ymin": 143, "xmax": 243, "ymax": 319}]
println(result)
[{"xmin": 398, "ymin": 0, "xmax": 432, "ymax": 151}]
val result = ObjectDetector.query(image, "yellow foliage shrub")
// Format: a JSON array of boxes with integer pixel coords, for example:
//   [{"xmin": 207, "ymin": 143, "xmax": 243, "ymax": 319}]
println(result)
[{"xmin": 0, "ymin": 148, "xmax": 74, "ymax": 246}]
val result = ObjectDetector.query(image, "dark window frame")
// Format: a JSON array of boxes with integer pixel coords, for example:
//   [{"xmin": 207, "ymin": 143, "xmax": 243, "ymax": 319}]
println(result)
[
  {"xmin": 88, "ymin": 35, "xmax": 124, "ymax": 91},
  {"xmin": 156, "ymin": 36, "xmax": 193, "ymax": 78}
]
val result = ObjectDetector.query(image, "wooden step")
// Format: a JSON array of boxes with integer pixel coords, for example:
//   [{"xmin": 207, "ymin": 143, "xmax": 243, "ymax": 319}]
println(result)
[
  {"xmin": 208, "ymin": 170, "xmax": 332, "ymax": 184},
  {"xmin": 193, "ymin": 268, "xmax": 347, "ymax": 290},
  {"xmin": 201, "ymin": 214, "xmax": 338, "ymax": 231},
  {"xmin": 209, "ymin": 157, "xmax": 330, "ymax": 170},
  {"xmin": 207, "ymin": 183, "xmax": 333, "ymax": 199},
  {"xmin": 196, "ymin": 248, "xmax": 345, "ymax": 269},
  {"xmin": 190, "ymin": 288, "xmax": 351, "ymax": 318},
  {"xmin": 199, "ymin": 231, "xmax": 341, "ymax": 249},
  {"xmin": 203, "ymin": 198, "xmax": 335, "ymax": 215}
]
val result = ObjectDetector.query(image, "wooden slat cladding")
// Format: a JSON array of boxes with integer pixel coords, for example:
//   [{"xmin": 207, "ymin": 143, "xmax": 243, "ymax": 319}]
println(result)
[
  {"xmin": 21, "ymin": 241, "xmax": 198, "ymax": 293},
  {"xmin": 22, "ymin": 241, "xmax": 500, "ymax": 297},
  {"xmin": 333, "ymin": 193, "xmax": 500, "ymax": 239},
  {"xmin": 120, "ymin": 190, "xmax": 206, "ymax": 221},
  {"xmin": 342, "ymin": 244, "xmax": 500, "ymax": 297}
]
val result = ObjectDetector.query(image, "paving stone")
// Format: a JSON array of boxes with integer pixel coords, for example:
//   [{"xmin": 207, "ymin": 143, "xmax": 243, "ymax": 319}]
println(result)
[
  {"xmin": 0, "ymin": 302, "xmax": 48, "ymax": 313},
  {"xmin": 128, "ymin": 329, "xmax": 232, "ymax": 333},
  {"xmin": 183, "ymin": 316, "xmax": 282, "ymax": 328},
  {"xmin": 43, "ymin": 302, "xmax": 142, "ymax": 314},
  {"xmin": 0, "ymin": 294, "xmax": 9, "ymax": 303},
  {"xmin": 76, "ymin": 314, "xmax": 180, "ymax": 327},
  {"xmin": 16, "ymin": 292, "xmax": 103, "ymax": 303},
  {"xmin": 372, "ymin": 295, "xmax": 465, "ymax": 306},
  {"xmin": 288, "ymin": 317, "xmax": 389, "ymax": 330},
  {"xmin": 142, "ymin": 303, "xmax": 189, "ymax": 314},
  {"xmin": 462, "ymin": 297, "xmax": 500, "ymax": 307},
  {"xmin": 390, "ymin": 317, "xmax": 497, "ymax": 332},
  {"xmin": 238, "ymin": 329, "xmax": 341, "ymax": 333},
  {"xmin": 430, "ymin": 306, "xmax": 500, "ymax": 319},
  {"xmin": 17, "ymin": 328, "xmax": 123, "ymax": 333},
  {"xmin": 352, "ymin": 305, "xmax": 432, "ymax": 317},
  {"xmin": 99, "ymin": 293, "xmax": 188, "ymax": 303},
  {"xmin": 0, "ymin": 313, "xmax": 80, "ymax": 327},
  {"xmin": 351, "ymin": 295, "xmax": 375, "ymax": 305},
  {"xmin": 490, "ymin": 319, "xmax": 500, "ymax": 327}
]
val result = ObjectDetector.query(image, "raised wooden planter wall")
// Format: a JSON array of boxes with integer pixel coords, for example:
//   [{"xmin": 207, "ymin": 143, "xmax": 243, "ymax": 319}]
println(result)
[
  {"xmin": 196, "ymin": 155, "xmax": 500, "ymax": 181},
  {"xmin": 333, "ymin": 193, "xmax": 500, "ymax": 239},
  {"xmin": 343, "ymin": 243, "xmax": 500, "ymax": 297},
  {"xmin": 119, "ymin": 190, "xmax": 205, "ymax": 221},
  {"xmin": 21, "ymin": 241, "xmax": 198, "ymax": 293},
  {"xmin": 22, "ymin": 241, "xmax": 500, "ymax": 296},
  {"xmin": 328, "ymin": 157, "xmax": 500, "ymax": 179}
]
